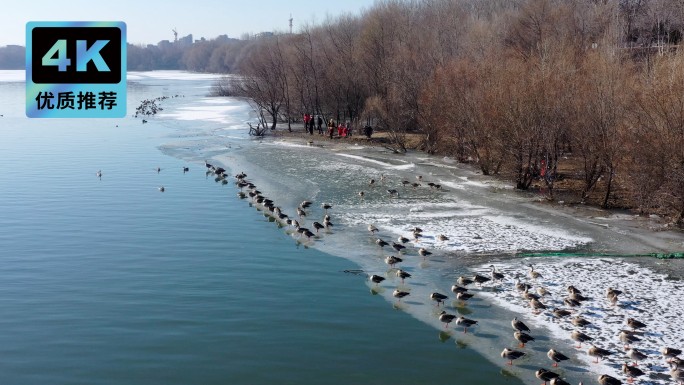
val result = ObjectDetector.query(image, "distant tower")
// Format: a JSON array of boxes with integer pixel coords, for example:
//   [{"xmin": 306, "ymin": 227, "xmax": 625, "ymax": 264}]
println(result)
[
  {"xmin": 289, "ymin": 14, "xmax": 293, "ymax": 34},
  {"xmin": 172, "ymin": 28, "xmax": 178, "ymax": 43}
]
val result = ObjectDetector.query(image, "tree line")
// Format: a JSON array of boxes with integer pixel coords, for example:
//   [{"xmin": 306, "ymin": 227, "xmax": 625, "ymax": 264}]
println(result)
[
  {"xmin": 127, "ymin": 35, "xmax": 249, "ymax": 72},
  {"xmin": 0, "ymin": 45, "xmax": 24, "ymax": 69},
  {"xmin": 0, "ymin": 36, "xmax": 249, "ymax": 72},
  {"xmin": 219, "ymin": 0, "xmax": 684, "ymax": 226}
]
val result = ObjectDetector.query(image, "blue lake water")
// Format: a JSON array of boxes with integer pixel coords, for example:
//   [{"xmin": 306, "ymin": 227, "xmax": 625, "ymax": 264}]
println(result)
[{"xmin": 0, "ymin": 72, "xmax": 521, "ymax": 385}]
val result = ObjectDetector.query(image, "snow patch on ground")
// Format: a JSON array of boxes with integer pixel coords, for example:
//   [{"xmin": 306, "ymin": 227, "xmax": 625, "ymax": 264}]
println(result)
[{"xmin": 476, "ymin": 258, "xmax": 684, "ymax": 385}]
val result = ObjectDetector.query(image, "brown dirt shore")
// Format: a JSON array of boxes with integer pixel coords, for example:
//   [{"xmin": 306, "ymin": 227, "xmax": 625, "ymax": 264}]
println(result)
[{"xmin": 269, "ymin": 123, "xmax": 409, "ymax": 147}]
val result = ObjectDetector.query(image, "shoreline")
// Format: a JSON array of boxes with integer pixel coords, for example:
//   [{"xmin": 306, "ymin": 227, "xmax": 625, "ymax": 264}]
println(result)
[
  {"xmin": 205, "ymin": 129, "xmax": 684, "ymax": 385},
  {"xmin": 263, "ymin": 126, "xmax": 684, "ymax": 259}
]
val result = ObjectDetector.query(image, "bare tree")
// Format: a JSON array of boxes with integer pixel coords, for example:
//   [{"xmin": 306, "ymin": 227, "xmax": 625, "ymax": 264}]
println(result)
[
  {"xmin": 235, "ymin": 37, "xmax": 288, "ymax": 130},
  {"xmin": 576, "ymin": 45, "xmax": 633, "ymax": 207},
  {"xmin": 633, "ymin": 50, "xmax": 684, "ymax": 223},
  {"xmin": 224, "ymin": 0, "xmax": 684, "ymax": 225}
]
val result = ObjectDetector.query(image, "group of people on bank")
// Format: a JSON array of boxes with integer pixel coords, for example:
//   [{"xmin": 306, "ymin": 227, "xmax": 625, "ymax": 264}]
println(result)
[
  {"xmin": 303, "ymin": 113, "xmax": 371, "ymax": 139},
  {"xmin": 302, "ymin": 113, "xmax": 323, "ymax": 135}
]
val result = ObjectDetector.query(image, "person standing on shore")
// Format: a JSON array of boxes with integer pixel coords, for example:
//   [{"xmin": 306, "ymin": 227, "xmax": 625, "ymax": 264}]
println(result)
[
  {"xmin": 304, "ymin": 113, "xmax": 311, "ymax": 134},
  {"xmin": 317, "ymin": 115, "xmax": 323, "ymax": 135},
  {"xmin": 364, "ymin": 125, "xmax": 373, "ymax": 138},
  {"xmin": 328, "ymin": 119, "xmax": 335, "ymax": 139}
]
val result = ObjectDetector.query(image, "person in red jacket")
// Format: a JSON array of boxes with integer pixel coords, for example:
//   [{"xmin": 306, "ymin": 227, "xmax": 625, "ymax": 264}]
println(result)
[{"xmin": 303, "ymin": 113, "xmax": 311, "ymax": 131}]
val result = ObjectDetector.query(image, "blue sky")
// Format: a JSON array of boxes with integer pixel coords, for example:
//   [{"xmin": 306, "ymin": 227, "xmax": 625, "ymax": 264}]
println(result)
[{"xmin": 0, "ymin": 0, "xmax": 377, "ymax": 46}]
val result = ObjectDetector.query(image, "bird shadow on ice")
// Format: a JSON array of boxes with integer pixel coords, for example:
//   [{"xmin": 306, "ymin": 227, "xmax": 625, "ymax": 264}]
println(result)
[
  {"xmin": 619, "ymin": 302, "xmax": 642, "ymax": 311},
  {"xmin": 585, "ymin": 306, "xmax": 606, "ymax": 314},
  {"xmin": 639, "ymin": 348, "xmax": 661, "ymax": 356},
  {"xmin": 473, "ymin": 332, "xmax": 498, "ymax": 339},
  {"xmin": 498, "ymin": 368, "xmax": 520, "ymax": 379},
  {"xmin": 562, "ymin": 366, "xmax": 590, "ymax": 373},
  {"xmin": 530, "ymin": 346, "xmax": 550, "ymax": 353},
  {"xmin": 476, "ymin": 286, "xmax": 500, "ymax": 293},
  {"xmin": 403, "ymin": 301, "xmax": 424, "ymax": 306},
  {"xmin": 517, "ymin": 364, "xmax": 543, "ymax": 371},
  {"xmin": 649, "ymin": 371, "xmax": 672, "ymax": 381},
  {"xmin": 530, "ymin": 335, "xmax": 551, "ymax": 343}
]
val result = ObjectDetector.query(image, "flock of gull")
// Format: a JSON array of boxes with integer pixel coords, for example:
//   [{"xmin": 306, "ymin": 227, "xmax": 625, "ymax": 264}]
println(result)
[
  {"xmin": 382, "ymin": 251, "xmax": 683, "ymax": 385},
  {"xmin": 494, "ymin": 264, "xmax": 684, "ymax": 385},
  {"xmin": 226, "ymin": 161, "xmax": 334, "ymax": 241},
  {"xmin": 133, "ymin": 95, "xmax": 183, "ymax": 119},
  {"xmin": 202, "ymin": 158, "xmax": 683, "ymax": 385}
]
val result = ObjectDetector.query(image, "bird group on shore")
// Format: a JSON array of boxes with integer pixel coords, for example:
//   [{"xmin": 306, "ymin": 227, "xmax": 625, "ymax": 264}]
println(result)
[
  {"xmin": 492, "ymin": 262, "xmax": 683, "ymax": 385},
  {"xmin": 232, "ymin": 168, "xmax": 337, "ymax": 245},
  {"xmin": 365, "ymin": 240, "xmax": 683, "ymax": 385},
  {"xmin": 354, "ymin": 172, "xmax": 445, "ymax": 202},
  {"xmin": 133, "ymin": 95, "xmax": 182, "ymax": 119}
]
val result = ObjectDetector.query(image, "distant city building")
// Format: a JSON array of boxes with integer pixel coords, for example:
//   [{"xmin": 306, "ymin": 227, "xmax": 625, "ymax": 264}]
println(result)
[
  {"xmin": 178, "ymin": 34, "xmax": 193, "ymax": 46},
  {"xmin": 0, "ymin": 44, "xmax": 25, "ymax": 69}
]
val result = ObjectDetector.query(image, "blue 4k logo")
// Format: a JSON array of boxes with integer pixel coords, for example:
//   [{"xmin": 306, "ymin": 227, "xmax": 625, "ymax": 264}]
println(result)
[
  {"xmin": 42, "ymin": 39, "xmax": 110, "ymax": 72},
  {"xmin": 26, "ymin": 21, "xmax": 126, "ymax": 118}
]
